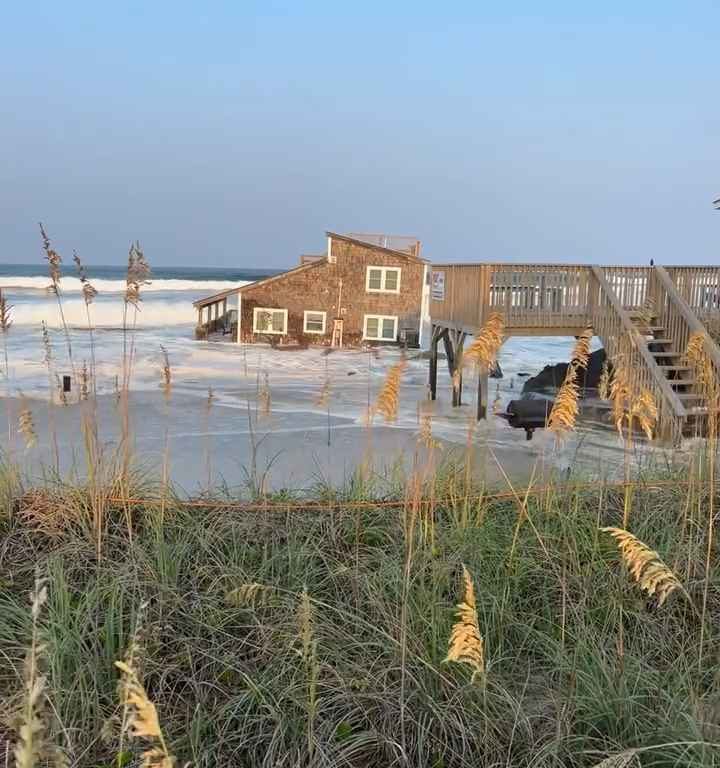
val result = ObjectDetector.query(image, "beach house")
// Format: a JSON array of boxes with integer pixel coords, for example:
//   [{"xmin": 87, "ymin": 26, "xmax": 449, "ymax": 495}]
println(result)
[{"xmin": 194, "ymin": 232, "xmax": 430, "ymax": 347}]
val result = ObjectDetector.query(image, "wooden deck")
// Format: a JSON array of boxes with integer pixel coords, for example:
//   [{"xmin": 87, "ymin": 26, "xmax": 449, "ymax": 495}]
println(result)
[{"xmin": 429, "ymin": 263, "xmax": 720, "ymax": 442}]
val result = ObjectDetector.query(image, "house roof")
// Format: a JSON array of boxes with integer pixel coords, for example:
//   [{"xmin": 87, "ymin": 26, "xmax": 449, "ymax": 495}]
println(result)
[
  {"xmin": 326, "ymin": 232, "xmax": 427, "ymax": 262},
  {"xmin": 193, "ymin": 259, "xmax": 327, "ymax": 309}
]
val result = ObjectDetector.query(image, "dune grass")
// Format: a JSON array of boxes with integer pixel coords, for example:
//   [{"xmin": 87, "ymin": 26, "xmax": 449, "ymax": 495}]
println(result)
[{"xmin": 0, "ymin": 462, "xmax": 719, "ymax": 767}]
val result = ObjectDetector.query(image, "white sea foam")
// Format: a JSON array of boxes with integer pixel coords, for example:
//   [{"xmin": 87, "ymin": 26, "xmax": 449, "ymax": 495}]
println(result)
[
  {"xmin": 11, "ymin": 298, "xmax": 201, "ymax": 327},
  {"xmin": 0, "ymin": 276, "xmax": 249, "ymax": 293}
]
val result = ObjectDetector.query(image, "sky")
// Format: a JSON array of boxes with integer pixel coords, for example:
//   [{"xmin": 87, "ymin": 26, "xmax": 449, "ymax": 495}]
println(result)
[{"xmin": 1, "ymin": 1, "xmax": 719, "ymax": 268}]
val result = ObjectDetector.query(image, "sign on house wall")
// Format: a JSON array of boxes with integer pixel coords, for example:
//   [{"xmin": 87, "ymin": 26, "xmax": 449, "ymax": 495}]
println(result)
[{"xmin": 431, "ymin": 271, "xmax": 445, "ymax": 301}]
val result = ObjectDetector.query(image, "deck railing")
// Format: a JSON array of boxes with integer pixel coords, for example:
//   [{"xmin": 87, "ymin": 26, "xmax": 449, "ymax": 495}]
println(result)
[
  {"xmin": 665, "ymin": 266, "xmax": 720, "ymax": 322},
  {"xmin": 429, "ymin": 263, "xmax": 594, "ymax": 332},
  {"xmin": 600, "ymin": 266, "xmax": 651, "ymax": 311}
]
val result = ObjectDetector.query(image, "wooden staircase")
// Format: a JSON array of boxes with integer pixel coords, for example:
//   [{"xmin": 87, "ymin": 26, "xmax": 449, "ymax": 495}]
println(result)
[
  {"xmin": 627, "ymin": 311, "xmax": 706, "ymax": 418},
  {"xmin": 594, "ymin": 264, "xmax": 720, "ymax": 441}
]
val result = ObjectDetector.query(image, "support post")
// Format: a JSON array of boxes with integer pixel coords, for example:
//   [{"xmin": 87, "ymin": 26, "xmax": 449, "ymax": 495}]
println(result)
[
  {"xmin": 477, "ymin": 364, "xmax": 488, "ymax": 420},
  {"xmin": 443, "ymin": 329, "xmax": 464, "ymax": 407},
  {"xmin": 429, "ymin": 326, "xmax": 439, "ymax": 400}
]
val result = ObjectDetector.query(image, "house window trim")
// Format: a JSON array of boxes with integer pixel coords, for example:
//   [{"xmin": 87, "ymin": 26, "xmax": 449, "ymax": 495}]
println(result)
[
  {"xmin": 363, "ymin": 314, "xmax": 399, "ymax": 342},
  {"xmin": 252, "ymin": 307, "xmax": 288, "ymax": 335},
  {"xmin": 303, "ymin": 310, "xmax": 327, "ymax": 334},
  {"xmin": 365, "ymin": 266, "xmax": 402, "ymax": 294}
]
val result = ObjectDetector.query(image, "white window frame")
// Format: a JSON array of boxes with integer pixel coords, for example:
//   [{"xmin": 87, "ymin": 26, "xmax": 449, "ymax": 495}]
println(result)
[
  {"xmin": 363, "ymin": 314, "xmax": 399, "ymax": 342},
  {"xmin": 365, "ymin": 266, "xmax": 401, "ymax": 294},
  {"xmin": 303, "ymin": 310, "xmax": 327, "ymax": 334},
  {"xmin": 252, "ymin": 307, "xmax": 288, "ymax": 335}
]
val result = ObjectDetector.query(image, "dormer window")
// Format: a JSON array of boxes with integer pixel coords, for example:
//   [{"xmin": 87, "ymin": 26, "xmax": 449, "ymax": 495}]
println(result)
[{"xmin": 366, "ymin": 266, "xmax": 401, "ymax": 294}]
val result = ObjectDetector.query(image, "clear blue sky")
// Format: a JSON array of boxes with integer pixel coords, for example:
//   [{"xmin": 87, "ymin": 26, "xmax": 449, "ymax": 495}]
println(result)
[{"xmin": 2, "ymin": 1, "xmax": 718, "ymax": 267}]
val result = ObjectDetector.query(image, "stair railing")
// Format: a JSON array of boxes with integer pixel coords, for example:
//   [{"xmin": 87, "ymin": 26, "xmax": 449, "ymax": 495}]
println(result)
[
  {"xmin": 653, "ymin": 265, "xmax": 720, "ymax": 403},
  {"xmin": 591, "ymin": 266, "xmax": 686, "ymax": 443}
]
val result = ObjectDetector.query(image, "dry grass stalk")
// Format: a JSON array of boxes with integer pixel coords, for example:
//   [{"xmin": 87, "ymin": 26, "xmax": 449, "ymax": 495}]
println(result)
[
  {"xmin": 72, "ymin": 251, "xmax": 97, "ymax": 305},
  {"xmin": 590, "ymin": 750, "xmax": 639, "ymax": 768},
  {"xmin": 374, "ymin": 357, "xmax": 407, "ymax": 423},
  {"xmin": 39, "ymin": 223, "xmax": 61, "ymax": 294},
  {"xmin": 18, "ymin": 405, "xmax": 37, "ymax": 450},
  {"xmin": 315, "ymin": 375, "xmax": 331, "ymax": 408},
  {"xmin": 226, "ymin": 583, "xmax": 274, "ymax": 607},
  {"xmin": 79, "ymin": 362, "xmax": 90, "ymax": 401},
  {"xmin": 14, "ymin": 576, "xmax": 49, "ymax": 768},
  {"xmin": 492, "ymin": 383, "xmax": 503, "ymax": 415},
  {"xmin": 686, "ymin": 331, "xmax": 719, "ymax": 410},
  {"xmin": 571, "ymin": 327, "xmax": 593, "ymax": 369},
  {"xmin": 125, "ymin": 242, "xmax": 151, "ymax": 308},
  {"xmin": 258, "ymin": 372, "xmax": 271, "ymax": 417},
  {"xmin": 114, "ymin": 660, "xmax": 175, "ymax": 767},
  {"xmin": 628, "ymin": 389, "xmax": 658, "ymax": 441},
  {"xmin": 0, "ymin": 289, "xmax": 12, "ymax": 334},
  {"xmin": 159, "ymin": 346, "xmax": 172, "ymax": 402},
  {"xmin": 444, "ymin": 564, "xmax": 485, "ymax": 680},
  {"xmin": 601, "ymin": 527, "xmax": 682, "ymax": 606},
  {"xmin": 598, "ymin": 359, "xmax": 611, "ymax": 400},
  {"xmin": 464, "ymin": 312, "xmax": 504, "ymax": 369},
  {"xmin": 636, "ymin": 295, "xmax": 656, "ymax": 333},
  {"xmin": 610, "ymin": 360, "xmax": 632, "ymax": 436},
  {"xmin": 418, "ymin": 413, "xmax": 435, "ymax": 447},
  {"xmin": 297, "ymin": 588, "xmax": 319, "ymax": 759},
  {"xmin": 547, "ymin": 367, "xmax": 580, "ymax": 439}
]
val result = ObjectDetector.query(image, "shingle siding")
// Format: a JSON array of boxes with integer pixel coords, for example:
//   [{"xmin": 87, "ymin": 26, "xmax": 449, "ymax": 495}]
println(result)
[{"xmin": 238, "ymin": 238, "xmax": 424, "ymax": 345}]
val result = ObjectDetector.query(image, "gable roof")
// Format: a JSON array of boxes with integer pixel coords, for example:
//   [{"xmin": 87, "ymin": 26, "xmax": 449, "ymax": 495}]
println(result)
[
  {"xmin": 326, "ymin": 232, "xmax": 427, "ymax": 263},
  {"xmin": 192, "ymin": 258, "xmax": 328, "ymax": 309}
]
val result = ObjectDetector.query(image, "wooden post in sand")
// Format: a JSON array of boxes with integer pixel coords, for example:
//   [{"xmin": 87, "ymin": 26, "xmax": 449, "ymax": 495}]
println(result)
[
  {"xmin": 477, "ymin": 364, "xmax": 488, "ymax": 420},
  {"xmin": 429, "ymin": 326, "xmax": 439, "ymax": 400}
]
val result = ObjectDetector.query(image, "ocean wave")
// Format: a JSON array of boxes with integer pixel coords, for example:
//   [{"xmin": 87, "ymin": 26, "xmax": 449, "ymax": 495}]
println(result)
[
  {"xmin": 0, "ymin": 276, "xmax": 249, "ymax": 293},
  {"xmin": 11, "ymin": 298, "xmax": 202, "ymax": 327}
]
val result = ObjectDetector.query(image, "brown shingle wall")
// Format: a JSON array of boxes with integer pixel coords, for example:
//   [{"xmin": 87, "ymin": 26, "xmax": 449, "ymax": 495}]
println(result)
[{"xmin": 238, "ymin": 239, "xmax": 424, "ymax": 345}]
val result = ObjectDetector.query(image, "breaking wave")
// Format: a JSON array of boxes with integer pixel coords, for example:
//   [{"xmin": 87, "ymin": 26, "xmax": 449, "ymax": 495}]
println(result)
[
  {"xmin": 11, "ymin": 298, "xmax": 212, "ymax": 328},
  {"xmin": 0, "ymin": 276, "xmax": 249, "ymax": 293}
]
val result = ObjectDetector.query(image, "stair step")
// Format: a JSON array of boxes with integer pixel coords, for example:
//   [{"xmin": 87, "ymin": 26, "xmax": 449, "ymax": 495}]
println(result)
[
  {"xmin": 652, "ymin": 351, "xmax": 681, "ymax": 357},
  {"xmin": 677, "ymin": 393, "xmax": 704, "ymax": 400},
  {"xmin": 659, "ymin": 365, "xmax": 692, "ymax": 371},
  {"xmin": 668, "ymin": 379, "xmax": 697, "ymax": 387},
  {"xmin": 646, "ymin": 338, "xmax": 673, "ymax": 345}
]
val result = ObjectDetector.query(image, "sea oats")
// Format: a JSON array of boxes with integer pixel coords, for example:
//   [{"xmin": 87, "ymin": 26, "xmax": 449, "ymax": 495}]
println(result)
[
  {"xmin": 115, "ymin": 660, "xmax": 175, "ymax": 767},
  {"xmin": 14, "ymin": 576, "xmax": 49, "ymax": 768},
  {"xmin": 601, "ymin": 527, "xmax": 682, "ymax": 605},
  {"xmin": 39, "ymin": 223, "xmax": 62, "ymax": 294},
  {"xmin": 547, "ymin": 365, "xmax": 580, "ymax": 439},
  {"xmin": 571, "ymin": 326, "xmax": 593, "ymax": 370},
  {"xmin": 18, "ymin": 405, "xmax": 37, "ymax": 450},
  {"xmin": 159, "ymin": 346, "xmax": 172, "ymax": 401},
  {"xmin": 226, "ymin": 583, "xmax": 274, "ymax": 607},
  {"xmin": 464, "ymin": 312, "xmax": 504, "ymax": 369},
  {"xmin": 73, "ymin": 251, "xmax": 98, "ymax": 305},
  {"xmin": 444, "ymin": 565, "xmax": 485, "ymax": 680},
  {"xmin": 0, "ymin": 289, "xmax": 12, "ymax": 333},
  {"xmin": 374, "ymin": 357, "xmax": 407, "ymax": 422}
]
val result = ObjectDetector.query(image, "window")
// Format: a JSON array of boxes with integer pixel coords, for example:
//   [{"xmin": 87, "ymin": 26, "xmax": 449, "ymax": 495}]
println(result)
[
  {"xmin": 253, "ymin": 307, "xmax": 288, "ymax": 335},
  {"xmin": 363, "ymin": 314, "xmax": 398, "ymax": 341},
  {"xmin": 303, "ymin": 310, "xmax": 327, "ymax": 334},
  {"xmin": 366, "ymin": 266, "xmax": 401, "ymax": 294}
]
